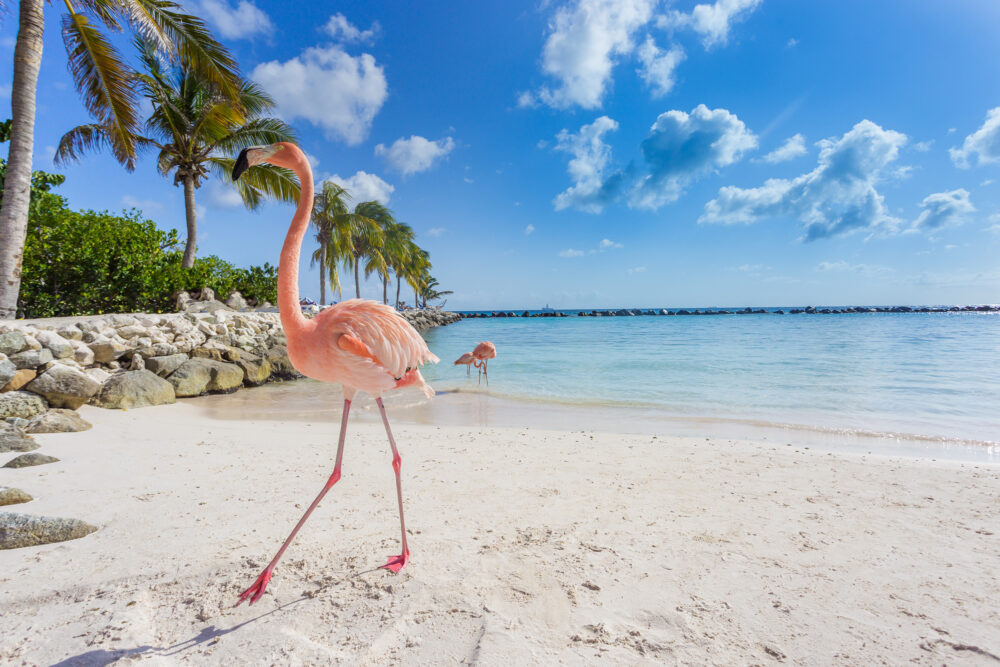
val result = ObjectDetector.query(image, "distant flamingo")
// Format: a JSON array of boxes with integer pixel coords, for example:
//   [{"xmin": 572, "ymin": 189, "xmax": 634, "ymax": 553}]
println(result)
[
  {"xmin": 453, "ymin": 351, "xmax": 476, "ymax": 376},
  {"xmin": 231, "ymin": 142, "xmax": 439, "ymax": 606},
  {"xmin": 472, "ymin": 341, "xmax": 496, "ymax": 385}
]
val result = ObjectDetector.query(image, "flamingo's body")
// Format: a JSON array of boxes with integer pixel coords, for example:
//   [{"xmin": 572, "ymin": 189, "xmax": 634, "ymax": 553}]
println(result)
[
  {"xmin": 453, "ymin": 351, "xmax": 476, "ymax": 376},
  {"xmin": 472, "ymin": 341, "xmax": 497, "ymax": 384},
  {"xmin": 231, "ymin": 142, "xmax": 437, "ymax": 606}
]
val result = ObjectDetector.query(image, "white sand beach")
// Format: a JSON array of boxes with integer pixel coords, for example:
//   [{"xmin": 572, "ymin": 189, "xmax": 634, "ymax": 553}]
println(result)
[{"xmin": 1, "ymin": 397, "xmax": 998, "ymax": 665}]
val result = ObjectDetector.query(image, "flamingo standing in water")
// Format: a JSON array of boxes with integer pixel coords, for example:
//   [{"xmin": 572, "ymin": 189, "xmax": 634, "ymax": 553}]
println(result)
[
  {"xmin": 231, "ymin": 143, "xmax": 439, "ymax": 606},
  {"xmin": 472, "ymin": 341, "xmax": 496, "ymax": 385},
  {"xmin": 453, "ymin": 352, "xmax": 475, "ymax": 376}
]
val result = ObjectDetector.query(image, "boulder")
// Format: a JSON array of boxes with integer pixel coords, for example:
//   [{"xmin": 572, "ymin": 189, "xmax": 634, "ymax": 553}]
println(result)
[
  {"xmin": 168, "ymin": 358, "xmax": 244, "ymax": 396},
  {"xmin": 83, "ymin": 368, "xmax": 111, "ymax": 386},
  {"xmin": 57, "ymin": 324, "xmax": 83, "ymax": 341},
  {"xmin": 88, "ymin": 340, "xmax": 129, "ymax": 363},
  {"xmin": 70, "ymin": 340, "xmax": 95, "ymax": 366},
  {"xmin": 3, "ymin": 453, "xmax": 59, "ymax": 468},
  {"xmin": 190, "ymin": 346, "xmax": 224, "ymax": 362},
  {"xmin": 0, "ymin": 488, "xmax": 32, "ymax": 506},
  {"xmin": 129, "ymin": 354, "xmax": 145, "ymax": 371},
  {"xmin": 32, "ymin": 330, "xmax": 74, "ymax": 359},
  {"xmin": 24, "ymin": 365, "xmax": 101, "ymax": 409},
  {"xmin": 226, "ymin": 291, "xmax": 249, "ymax": 310},
  {"xmin": 0, "ymin": 513, "xmax": 97, "ymax": 549},
  {"xmin": 145, "ymin": 353, "xmax": 189, "ymax": 377},
  {"xmin": 0, "ymin": 331, "xmax": 27, "ymax": 356},
  {"xmin": 199, "ymin": 286, "xmax": 216, "ymax": 301},
  {"xmin": 0, "ymin": 425, "xmax": 38, "ymax": 453},
  {"xmin": 230, "ymin": 354, "xmax": 271, "ymax": 386},
  {"xmin": 266, "ymin": 346, "xmax": 299, "ymax": 380},
  {"xmin": 115, "ymin": 324, "xmax": 147, "ymax": 339},
  {"xmin": 0, "ymin": 358, "xmax": 15, "ymax": 387},
  {"xmin": 26, "ymin": 409, "xmax": 92, "ymax": 433},
  {"xmin": 175, "ymin": 291, "xmax": 193, "ymax": 311},
  {"xmin": 0, "ymin": 391, "xmax": 49, "ymax": 420},
  {"xmin": 1, "ymin": 368, "xmax": 35, "ymax": 393},
  {"xmin": 185, "ymin": 299, "xmax": 233, "ymax": 314},
  {"xmin": 9, "ymin": 348, "xmax": 53, "ymax": 370},
  {"xmin": 91, "ymin": 370, "xmax": 176, "ymax": 410}
]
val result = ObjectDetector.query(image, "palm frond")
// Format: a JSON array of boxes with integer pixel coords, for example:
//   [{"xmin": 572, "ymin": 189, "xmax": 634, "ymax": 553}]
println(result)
[{"xmin": 208, "ymin": 158, "xmax": 300, "ymax": 209}]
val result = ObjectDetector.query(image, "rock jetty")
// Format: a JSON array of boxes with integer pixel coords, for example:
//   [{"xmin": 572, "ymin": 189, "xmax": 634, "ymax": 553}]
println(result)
[{"xmin": 458, "ymin": 304, "xmax": 1000, "ymax": 318}]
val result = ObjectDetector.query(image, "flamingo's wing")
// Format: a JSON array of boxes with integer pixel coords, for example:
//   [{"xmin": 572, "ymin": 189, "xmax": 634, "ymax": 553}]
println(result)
[{"xmin": 325, "ymin": 299, "xmax": 439, "ymax": 378}]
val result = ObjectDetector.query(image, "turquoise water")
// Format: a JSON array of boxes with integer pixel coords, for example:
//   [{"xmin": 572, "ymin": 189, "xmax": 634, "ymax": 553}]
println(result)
[{"xmin": 418, "ymin": 312, "xmax": 1000, "ymax": 445}]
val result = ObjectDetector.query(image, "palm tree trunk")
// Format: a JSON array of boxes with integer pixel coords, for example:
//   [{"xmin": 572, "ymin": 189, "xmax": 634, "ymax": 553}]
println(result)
[
  {"xmin": 354, "ymin": 258, "xmax": 360, "ymax": 299},
  {"xmin": 181, "ymin": 175, "xmax": 198, "ymax": 269},
  {"xmin": 382, "ymin": 275, "xmax": 388, "ymax": 304},
  {"xmin": 319, "ymin": 245, "xmax": 326, "ymax": 305},
  {"xmin": 0, "ymin": 0, "xmax": 45, "ymax": 319},
  {"xmin": 395, "ymin": 274, "xmax": 401, "ymax": 310}
]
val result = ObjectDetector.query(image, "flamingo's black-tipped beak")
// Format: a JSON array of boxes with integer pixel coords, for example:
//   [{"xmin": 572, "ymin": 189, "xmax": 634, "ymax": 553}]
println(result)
[{"xmin": 232, "ymin": 148, "xmax": 251, "ymax": 181}]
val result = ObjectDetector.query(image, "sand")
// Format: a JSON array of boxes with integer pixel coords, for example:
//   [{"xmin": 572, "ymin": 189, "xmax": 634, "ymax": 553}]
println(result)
[{"xmin": 1, "ymin": 397, "xmax": 998, "ymax": 665}]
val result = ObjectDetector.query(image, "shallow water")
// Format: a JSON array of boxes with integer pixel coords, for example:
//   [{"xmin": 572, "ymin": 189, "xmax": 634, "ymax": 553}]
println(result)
[{"xmin": 197, "ymin": 311, "xmax": 1000, "ymax": 462}]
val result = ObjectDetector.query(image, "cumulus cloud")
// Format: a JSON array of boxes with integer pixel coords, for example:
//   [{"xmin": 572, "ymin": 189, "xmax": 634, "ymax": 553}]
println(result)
[
  {"xmin": 426, "ymin": 227, "xmax": 445, "ymax": 237},
  {"xmin": 950, "ymin": 107, "xmax": 1000, "ymax": 168},
  {"xmin": 628, "ymin": 104, "xmax": 757, "ymax": 210},
  {"xmin": 207, "ymin": 182, "xmax": 244, "ymax": 208},
  {"xmin": 761, "ymin": 133, "xmax": 806, "ymax": 163},
  {"xmin": 326, "ymin": 171, "xmax": 394, "ymax": 203},
  {"xmin": 636, "ymin": 37, "xmax": 685, "ymax": 97},
  {"xmin": 197, "ymin": 0, "xmax": 272, "ymax": 39},
  {"xmin": 553, "ymin": 115, "xmax": 621, "ymax": 213},
  {"xmin": 913, "ymin": 140, "xmax": 933, "ymax": 152},
  {"xmin": 559, "ymin": 248, "xmax": 586, "ymax": 257},
  {"xmin": 525, "ymin": 224, "xmax": 535, "ymax": 235},
  {"xmin": 628, "ymin": 266, "xmax": 646, "ymax": 274},
  {"xmin": 252, "ymin": 46, "xmax": 387, "ymax": 145},
  {"xmin": 375, "ymin": 135, "xmax": 455, "ymax": 175},
  {"xmin": 700, "ymin": 119, "xmax": 907, "ymax": 240},
  {"xmin": 910, "ymin": 189, "xmax": 975, "ymax": 231},
  {"xmin": 599, "ymin": 238, "xmax": 623, "ymax": 249},
  {"xmin": 324, "ymin": 13, "xmax": 379, "ymax": 43},
  {"xmin": 660, "ymin": 0, "xmax": 763, "ymax": 49},
  {"xmin": 525, "ymin": 0, "xmax": 655, "ymax": 109}
]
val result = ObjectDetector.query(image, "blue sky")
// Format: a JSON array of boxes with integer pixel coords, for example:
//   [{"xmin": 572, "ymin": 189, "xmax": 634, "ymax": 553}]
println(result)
[{"xmin": 5, "ymin": 0, "xmax": 1000, "ymax": 309}]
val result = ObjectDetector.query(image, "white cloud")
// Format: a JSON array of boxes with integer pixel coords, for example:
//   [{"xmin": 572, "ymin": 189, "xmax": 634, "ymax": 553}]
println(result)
[
  {"xmin": 913, "ymin": 140, "xmax": 933, "ymax": 152},
  {"xmin": 599, "ymin": 238, "xmax": 623, "ymax": 249},
  {"xmin": 661, "ymin": 0, "xmax": 763, "ymax": 50},
  {"xmin": 892, "ymin": 165, "xmax": 914, "ymax": 180},
  {"xmin": 700, "ymin": 119, "xmax": 908, "ymax": 240},
  {"xmin": 559, "ymin": 248, "xmax": 585, "ymax": 257},
  {"xmin": 207, "ymin": 182, "xmax": 244, "ymax": 208},
  {"xmin": 463, "ymin": 177, "xmax": 474, "ymax": 184},
  {"xmin": 636, "ymin": 37, "xmax": 685, "ymax": 97},
  {"xmin": 628, "ymin": 104, "xmax": 757, "ymax": 210},
  {"xmin": 323, "ymin": 13, "xmax": 379, "ymax": 43},
  {"xmin": 981, "ymin": 179, "xmax": 994, "ymax": 186},
  {"xmin": 375, "ymin": 135, "xmax": 455, "ymax": 175},
  {"xmin": 734, "ymin": 263, "xmax": 769, "ymax": 272},
  {"xmin": 197, "ymin": 0, "xmax": 272, "ymax": 39},
  {"xmin": 950, "ymin": 107, "xmax": 1000, "ymax": 168},
  {"xmin": 426, "ymin": 227, "xmax": 445, "ymax": 237},
  {"xmin": 786, "ymin": 38, "xmax": 798, "ymax": 48},
  {"xmin": 762, "ymin": 133, "xmax": 806, "ymax": 163},
  {"xmin": 553, "ymin": 115, "xmax": 620, "ymax": 213},
  {"xmin": 816, "ymin": 260, "xmax": 892, "ymax": 276},
  {"xmin": 252, "ymin": 46, "xmax": 387, "ymax": 145},
  {"xmin": 530, "ymin": 0, "xmax": 655, "ymax": 109},
  {"xmin": 525, "ymin": 224, "xmax": 535, "ymax": 235},
  {"xmin": 326, "ymin": 171, "xmax": 394, "ymax": 204},
  {"xmin": 911, "ymin": 189, "xmax": 975, "ymax": 231},
  {"xmin": 121, "ymin": 195, "xmax": 163, "ymax": 213},
  {"xmin": 987, "ymin": 213, "xmax": 1000, "ymax": 234},
  {"xmin": 628, "ymin": 266, "xmax": 646, "ymax": 274}
]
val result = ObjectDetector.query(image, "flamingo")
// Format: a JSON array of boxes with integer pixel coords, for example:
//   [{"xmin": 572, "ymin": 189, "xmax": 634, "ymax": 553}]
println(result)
[
  {"xmin": 472, "ymin": 341, "xmax": 496, "ymax": 385},
  {"xmin": 453, "ymin": 351, "xmax": 475, "ymax": 376},
  {"xmin": 231, "ymin": 142, "xmax": 439, "ymax": 606}
]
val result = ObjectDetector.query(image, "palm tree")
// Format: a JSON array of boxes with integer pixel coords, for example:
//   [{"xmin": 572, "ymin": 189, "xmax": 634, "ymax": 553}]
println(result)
[
  {"xmin": 348, "ymin": 201, "xmax": 388, "ymax": 300},
  {"xmin": 56, "ymin": 42, "xmax": 298, "ymax": 268},
  {"xmin": 0, "ymin": 0, "xmax": 241, "ymax": 317},
  {"xmin": 381, "ymin": 220, "xmax": 415, "ymax": 308},
  {"xmin": 418, "ymin": 276, "xmax": 454, "ymax": 309},
  {"xmin": 310, "ymin": 182, "xmax": 352, "ymax": 305}
]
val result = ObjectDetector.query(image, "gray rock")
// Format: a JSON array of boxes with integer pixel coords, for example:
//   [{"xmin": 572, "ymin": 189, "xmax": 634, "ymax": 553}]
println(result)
[
  {"xmin": 107, "ymin": 314, "xmax": 137, "ymax": 327},
  {"xmin": 129, "ymin": 353, "xmax": 145, "ymax": 371},
  {"xmin": 226, "ymin": 291, "xmax": 249, "ymax": 310},
  {"xmin": 199, "ymin": 287, "xmax": 216, "ymax": 301},
  {"xmin": 89, "ymin": 340, "xmax": 129, "ymax": 363},
  {"xmin": 4, "ymin": 417, "xmax": 29, "ymax": 429},
  {"xmin": 57, "ymin": 324, "xmax": 83, "ymax": 341},
  {"xmin": 91, "ymin": 370, "xmax": 175, "ymax": 409},
  {"xmin": 9, "ymin": 348, "xmax": 53, "ymax": 369},
  {"xmin": 83, "ymin": 368, "xmax": 110, "ymax": 385},
  {"xmin": 266, "ymin": 346, "xmax": 300, "ymax": 380},
  {"xmin": 3, "ymin": 453, "xmax": 59, "ymax": 468},
  {"xmin": 0, "ymin": 513, "xmax": 97, "ymax": 549},
  {"xmin": 116, "ymin": 324, "xmax": 147, "ymax": 339},
  {"xmin": 227, "ymin": 350, "xmax": 271, "ymax": 386},
  {"xmin": 32, "ymin": 330, "xmax": 74, "ymax": 359},
  {"xmin": 0, "ymin": 331, "xmax": 27, "ymax": 356},
  {"xmin": 0, "ymin": 425, "xmax": 38, "ymax": 453},
  {"xmin": 145, "ymin": 353, "xmax": 188, "ymax": 378},
  {"xmin": 2, "ymin": 368, "xmax": 36, "ymax": 393},
  {"xmin": 176, "ymin": 291, "xmax": 193, "ymax": 311},
  {"xmin": 185, "ymin": 299, "xmax": 233, "ymax": 314},
  {"xmin": 26, "ymin": 409, "xmax": 92, "ymax": 433},
  {"xmin": 0, "ymin": 391, "xmax": 49, "ymax": 420},
  {"xmin": 0, "ymin": 358, "xmax": 15, "ymax": 387},
  {"xmin": 71, "ymin": 341, "xmax": 95, "ymax": 366},
  {"xmin": 24, "ymin": 365, "xmax": 101, "ymax": 409},
  {"xmin": 0, "ymin": 488, "xmax": 32, "ymax": 506},
  {"xmin": 168, "ymin": 358, "xmax": 244, "ymax": 396}
]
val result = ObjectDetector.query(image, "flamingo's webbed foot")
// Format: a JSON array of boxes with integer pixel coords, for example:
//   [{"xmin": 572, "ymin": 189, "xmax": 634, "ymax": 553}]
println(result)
[
  {"xmin": 236, "ymin": 567, "xmax": 273, "ymax": 606},
  {"xmin": 382, "ymin": 549, "xmax": 410, "ymax": 573}
]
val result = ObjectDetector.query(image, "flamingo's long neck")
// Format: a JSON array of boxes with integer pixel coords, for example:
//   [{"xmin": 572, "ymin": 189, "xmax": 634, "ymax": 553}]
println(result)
[{"xmin": 277, "ymin": 149, "xmax": 314, "ymax": 339}]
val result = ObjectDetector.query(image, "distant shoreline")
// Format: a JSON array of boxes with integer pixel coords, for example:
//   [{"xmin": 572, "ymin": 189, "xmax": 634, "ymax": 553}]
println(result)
[{"xmin": 456, "ymin": 304, "xmax": 1000, "ymax": 318}]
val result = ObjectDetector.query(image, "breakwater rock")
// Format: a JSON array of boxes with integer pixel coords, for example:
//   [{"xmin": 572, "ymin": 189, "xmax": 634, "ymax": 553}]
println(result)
[
  {"xmin": 399, "ymin": 308, "xmax": 463, "ymax": 331},
  {"xmin": 458, "ymin": 304, "xmax": 1000, "ymax": 318}
]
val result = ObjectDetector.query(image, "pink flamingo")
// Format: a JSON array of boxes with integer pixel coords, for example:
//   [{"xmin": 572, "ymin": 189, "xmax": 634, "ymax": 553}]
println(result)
[
  {"xmin": 472, "ymin": 341, "xmax": 496, "ymax": 385},
  {"xmin": 453, "ymin": 351, "xmax": 475, "ymax": 376},
  {"xmin": 231, "ymin": 143, "xmax": 438, "ymax": 606}
]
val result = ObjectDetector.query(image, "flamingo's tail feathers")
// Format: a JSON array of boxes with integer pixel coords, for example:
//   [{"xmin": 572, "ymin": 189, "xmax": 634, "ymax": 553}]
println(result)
[{"xmin": 395, "ymin": 368, "xmax": 435, "ymax": 399}]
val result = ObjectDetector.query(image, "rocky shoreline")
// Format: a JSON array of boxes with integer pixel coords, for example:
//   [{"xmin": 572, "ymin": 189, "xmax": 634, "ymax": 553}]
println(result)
[
  {"xmin": 460, "ymin": 304, "xmax": 1000, "ymax": 318},
  {"xmin": 0, "ymin": 290, "xmax": 460, "ymax": 550}
]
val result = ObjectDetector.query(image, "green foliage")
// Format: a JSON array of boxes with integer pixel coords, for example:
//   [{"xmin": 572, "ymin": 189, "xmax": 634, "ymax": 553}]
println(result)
[{"xmin": 18, "ymin": 194, "xmax": 277, "ymax": 318}]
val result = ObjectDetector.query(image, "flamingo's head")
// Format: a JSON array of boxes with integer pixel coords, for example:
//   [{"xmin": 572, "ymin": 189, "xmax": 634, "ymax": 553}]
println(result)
[{"xmin": 231, "ymin": 142, "xmax": 299, "ymax": 180}]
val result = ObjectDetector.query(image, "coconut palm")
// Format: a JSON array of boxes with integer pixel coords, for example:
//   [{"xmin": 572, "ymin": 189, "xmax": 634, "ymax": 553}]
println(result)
[
  {"xmin": 56, "ymin": 42, "xmax": 298, "ymax": 268},
  {"xmin": 310, "ymin": 182, "xmax": 352, "ymax": 305},
  {"xmin": 0, "ymin": 0, "xmax": 241, "ymax": 317},
  {"xmin": 418, "ymin": 276, "xmax": 453, "ymax": 308},
  {"xmin": 349, "ymin": 201, "xmax": 390, "ymax": 300},
  {"xmin": 381, "ymin": 220, "xmax": 415, "ymax": 308}
]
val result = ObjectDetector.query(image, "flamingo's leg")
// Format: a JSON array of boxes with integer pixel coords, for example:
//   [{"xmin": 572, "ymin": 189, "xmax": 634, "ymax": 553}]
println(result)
[
  {"xmin": 483, "ymin": 360, "xmax": 489, "ymax": 386},
  {"xmin": 375, "ymin": 397, "xmax": 410, "ymax": 573},
  {"xmin": 236, "ymin": 398, "xmax": 352, "ymax": 606}
]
